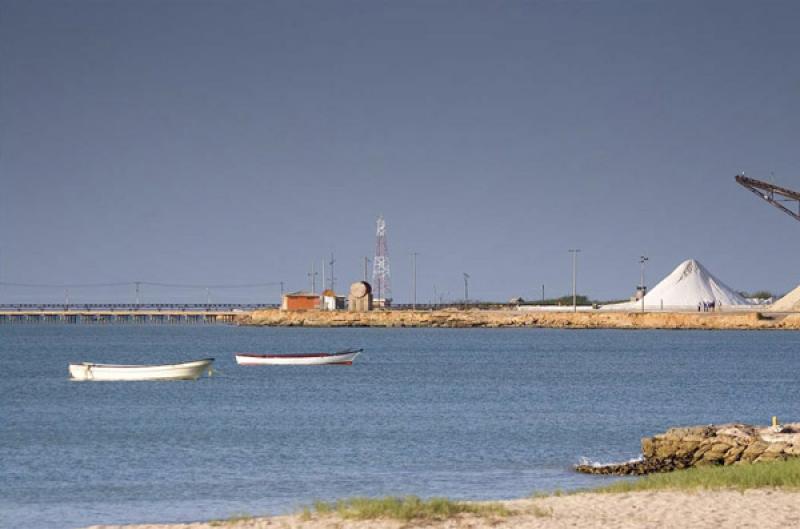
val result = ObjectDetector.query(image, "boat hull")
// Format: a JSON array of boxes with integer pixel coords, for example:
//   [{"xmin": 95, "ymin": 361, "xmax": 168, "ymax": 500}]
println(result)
[
  {"xmin": 235, "ymin": 350, "xmax": 361, "ymax": 366},
  {"xmin": 69, "ymin": 358, "xmax": 214, "ymax": 381}
]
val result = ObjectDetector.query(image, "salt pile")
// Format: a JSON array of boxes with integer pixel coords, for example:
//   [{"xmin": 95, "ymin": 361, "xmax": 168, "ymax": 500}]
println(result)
[
  {"xmin": 606, "ymin": 259, "xmax": 751, "ymax": 310},
  {"xmin": 769, "ymin": 284, "xmax": 800, "ymax": 311}
]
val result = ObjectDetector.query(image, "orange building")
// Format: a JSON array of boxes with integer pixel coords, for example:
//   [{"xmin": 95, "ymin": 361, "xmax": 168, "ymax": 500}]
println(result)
[{"xmin": 281, "ymin": 292, "xmax": 320, "ymax": 311}]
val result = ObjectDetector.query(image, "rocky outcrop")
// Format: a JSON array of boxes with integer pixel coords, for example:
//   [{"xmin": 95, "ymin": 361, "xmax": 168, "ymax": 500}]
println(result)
[
  {"xmin": 235, "ymin": 309, "xmax": 800, "ymax": 330},
  {"xmin": 576, "ymin": 423, "xmax": 800, "ymax": 475}
]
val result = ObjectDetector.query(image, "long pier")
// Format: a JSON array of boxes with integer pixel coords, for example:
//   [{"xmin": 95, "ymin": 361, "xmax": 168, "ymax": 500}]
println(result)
[{"xmin": 0, "ymin": 303, "xmax": 277, "ymax": 324}]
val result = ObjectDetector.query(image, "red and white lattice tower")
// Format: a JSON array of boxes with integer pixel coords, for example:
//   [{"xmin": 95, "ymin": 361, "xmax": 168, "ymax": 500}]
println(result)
[{"xmin": 372, "ymin": 215, "xmax": 392, "ymax": 304}]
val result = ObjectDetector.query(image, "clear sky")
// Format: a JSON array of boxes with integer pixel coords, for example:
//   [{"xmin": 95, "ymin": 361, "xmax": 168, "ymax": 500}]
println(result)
[{"xmin": 1, "ymin": 0, "xmax": 799, "ymax": 304}]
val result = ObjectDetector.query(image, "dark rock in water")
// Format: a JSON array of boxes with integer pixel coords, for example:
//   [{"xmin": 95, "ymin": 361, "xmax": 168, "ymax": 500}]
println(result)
[
  {"xmin": 575, "ymin": 455, "xmax": 694, "ymax": 475},
  {"xmin": 576, "ymin": 422, "xmax": 800, "ymax": 476}
]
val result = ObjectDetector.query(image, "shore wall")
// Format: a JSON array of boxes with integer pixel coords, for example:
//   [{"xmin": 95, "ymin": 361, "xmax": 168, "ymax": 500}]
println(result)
[
  {"xmin": 576, "ymin": 423, "xmax": 800, "ymax": 475},
  {"xmin": 237, "ymin": 309, "xmax": 800, "ymax": 330}
]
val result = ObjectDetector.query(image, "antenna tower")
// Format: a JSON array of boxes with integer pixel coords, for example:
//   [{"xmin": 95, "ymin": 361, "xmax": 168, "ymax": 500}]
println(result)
[{"xmin": 372, "ymin": 215, "xmax": 392, "ymax": 303}]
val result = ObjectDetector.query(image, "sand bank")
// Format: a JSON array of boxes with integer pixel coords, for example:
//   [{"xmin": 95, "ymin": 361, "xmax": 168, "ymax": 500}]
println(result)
[
  {"xmin": 238, "ymin": 308, "xmax": 800, "ymax": 330},
  {"xmin": 84, "ymin": 490, "xmax": 800, "ymax": 529}
]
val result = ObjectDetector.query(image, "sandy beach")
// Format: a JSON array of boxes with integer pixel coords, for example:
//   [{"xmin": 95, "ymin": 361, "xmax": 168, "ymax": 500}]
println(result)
[{"xmin": 85, "ymin": 490, "xmax": 800, "ymax": 529}]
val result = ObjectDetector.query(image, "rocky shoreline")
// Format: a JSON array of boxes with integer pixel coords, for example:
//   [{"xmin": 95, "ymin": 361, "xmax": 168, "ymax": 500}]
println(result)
[
  {"xmin": 576, "ymin": 423, "xmax": 800, "ymax": 475},
  {"xmin": 237, "ymin": 309, "xmax": 800, "ymax": 330}
]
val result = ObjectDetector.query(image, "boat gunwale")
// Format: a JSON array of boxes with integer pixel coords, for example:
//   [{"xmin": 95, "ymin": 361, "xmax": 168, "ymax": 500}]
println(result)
[
  {"xmin": 235, "ymin": 349, "xmax": 361, "ymax": 359},
  {"xmin": 71, "ymin": 358, "xmax": 215, "ymax": 369}
]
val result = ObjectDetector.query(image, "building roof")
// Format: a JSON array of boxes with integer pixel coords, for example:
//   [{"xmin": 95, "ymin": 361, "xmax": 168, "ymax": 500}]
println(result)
[{"xmin": 284, "ymin": 291, "xmax": 319, "ymax": 298}]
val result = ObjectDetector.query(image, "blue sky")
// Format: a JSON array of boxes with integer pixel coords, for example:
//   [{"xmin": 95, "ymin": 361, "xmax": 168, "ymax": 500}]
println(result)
[{"xmin": 1, "ymin": 0, "xmax": 799, "ymax": 304}]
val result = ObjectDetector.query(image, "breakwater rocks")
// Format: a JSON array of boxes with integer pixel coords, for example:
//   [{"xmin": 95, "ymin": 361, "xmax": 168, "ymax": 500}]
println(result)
[
  {"xmin": 237, "ymin": 309, "xmax": 800, "ymax": 330},
  {"xmin": 576, "ymin": 423, "xmax": 800, "ymax": 475}
]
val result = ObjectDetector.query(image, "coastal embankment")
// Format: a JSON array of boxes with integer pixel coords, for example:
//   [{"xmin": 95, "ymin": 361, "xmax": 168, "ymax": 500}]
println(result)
[{"xmin": 237, "ymin": 309, "xmax": 800, "ymax": 330}]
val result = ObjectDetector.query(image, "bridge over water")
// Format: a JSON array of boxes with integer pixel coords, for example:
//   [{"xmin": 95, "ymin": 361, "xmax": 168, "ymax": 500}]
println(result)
[{"xmin": 0, "ymin": 303, "xmax": 278, "ymax": 324}]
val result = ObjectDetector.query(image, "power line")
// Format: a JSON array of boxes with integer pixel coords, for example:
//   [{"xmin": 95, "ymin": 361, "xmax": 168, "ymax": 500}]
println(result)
[
  {"xmin": 138, "ymin": 281, "xmax": 282, "ymax": 289},
  {"xmin": 0, "ymin": 280, "xmax": 282, "ymax": 290},
  {"xmin": 0, "ymin": 281, "xmax": 132, "ymax": 288}
]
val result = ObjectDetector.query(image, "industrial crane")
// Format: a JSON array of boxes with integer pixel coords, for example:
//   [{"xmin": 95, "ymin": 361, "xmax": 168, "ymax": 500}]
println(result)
[{"xmin": 735, "ymin": 174, "xmax": 800, "ymax": 223}]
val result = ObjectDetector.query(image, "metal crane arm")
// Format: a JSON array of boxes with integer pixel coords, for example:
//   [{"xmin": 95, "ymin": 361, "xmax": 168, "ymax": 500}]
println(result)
[{"xmin": 735, "ymin": 174, "xmax": 800, "ymax": 222}]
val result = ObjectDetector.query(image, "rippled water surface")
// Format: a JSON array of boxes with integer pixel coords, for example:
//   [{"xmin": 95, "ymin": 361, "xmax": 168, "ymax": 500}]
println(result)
[{"xmin": 2, "ymin": 325, "xmax": 800, "ymax": 528}]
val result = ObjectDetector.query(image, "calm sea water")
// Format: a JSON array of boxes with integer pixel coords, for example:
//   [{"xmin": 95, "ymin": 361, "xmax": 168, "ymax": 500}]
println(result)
[{"xmin": 2, "ymin": 325, "xmax": 800, "ymax": 528}]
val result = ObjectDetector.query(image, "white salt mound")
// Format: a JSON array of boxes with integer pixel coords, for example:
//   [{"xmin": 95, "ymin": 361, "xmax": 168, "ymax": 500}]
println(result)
[
  {"xmin": 768, "ymin": 284, "xmax": 800, "ymax": 311},
  {"xmin": 605, "ymin": 259, "xmax": 751, "ymax": 310}
]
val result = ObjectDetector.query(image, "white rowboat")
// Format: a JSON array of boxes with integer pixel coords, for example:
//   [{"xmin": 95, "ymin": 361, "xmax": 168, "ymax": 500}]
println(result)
[
  {"xmin": 235, "ymin": 349, "xmax": 362, "ymax": 366},
  {"xmin": 69, "ymin": 358, "xmax": 214, "ymax": 381}
]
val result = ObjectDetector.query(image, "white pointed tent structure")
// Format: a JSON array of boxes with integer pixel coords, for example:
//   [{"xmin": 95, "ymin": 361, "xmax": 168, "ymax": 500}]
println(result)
[{"xmin": 606, "ymin": 259, "xmax": 751, "ymax": 310}]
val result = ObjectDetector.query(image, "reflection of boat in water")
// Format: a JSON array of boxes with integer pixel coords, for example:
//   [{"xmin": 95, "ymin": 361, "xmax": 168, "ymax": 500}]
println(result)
[
  {"xmin": 235, "ymin": 349, "xmax": 362, "ymax": 366},
  {"xmin": 69, "ymin": 358, "xmax": 214, "ymax": 381}
]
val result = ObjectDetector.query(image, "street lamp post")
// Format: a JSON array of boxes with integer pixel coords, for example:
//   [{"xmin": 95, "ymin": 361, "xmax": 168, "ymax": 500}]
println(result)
[
  {"xmin": 411, "ymin": 252, "xmax": 418, "ymax": 311},
  {"xmin": 568, "ymin": 249, "xmax": 581, "ymax": 313},
  {"xmin": 640, "ymin": 255, "xmax": 649, "ymax": 313}
]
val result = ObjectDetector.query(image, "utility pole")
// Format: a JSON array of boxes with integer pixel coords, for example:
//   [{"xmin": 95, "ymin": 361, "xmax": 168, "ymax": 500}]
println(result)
[
  {"xmin": 329, "ymin": 252, "xmax": 336, "ymax": 291},
  {"xmin": 308, "ymin": 263, "xmax": 318, "ymax": 294},
  {"xmin": 321, "ymin": 259, "xmax": 326, "ymax": 293},
  {"xmin": 280, "ymin": 281, "xmax": 284, "ymax": 297},
  {"xmin": 411, "ymin": 252, "xmax": 418, "ymax": 311},
  {"xmin": 363, "ymin": 257, "xmax": 371, "ymax": 282},
  {"xmin": 206, "ymin": 287, "xmax": 211, "ymax": 306},
  {"xmin": 542, "ymin": 284, "xmax": 545, "ymax": 304},
  {"xmin": 568, "ymin": 249, "xmax": 581, "ymax": 313},
  {"xmin": 64, "ymin": 288, "xmax": 70, "ymax": 309},
  {"xmin": 433, "ymin": 284, "xmax": 438, "ymax": 307},
  {"xmin": 135, "ymin": 281, "xmax": 141, "ymax": 307},
  {"xmin": 463, "ymin": 273, "xmax": 470, "ymax": 309},
  {"xmin": 640, "ymin": 255, "xmax": 649, "ymax": 313}
]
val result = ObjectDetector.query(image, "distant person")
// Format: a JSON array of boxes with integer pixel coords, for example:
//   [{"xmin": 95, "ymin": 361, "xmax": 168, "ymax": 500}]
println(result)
[{"xmin": 697, "ymin": 302, "xmax": 701, "ymax": 312}]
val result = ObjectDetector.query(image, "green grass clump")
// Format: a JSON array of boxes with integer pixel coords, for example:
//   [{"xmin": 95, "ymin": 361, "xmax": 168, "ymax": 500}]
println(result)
[
  {"xmin": 598, "ymin": 458, "xmax": 800, "ymax": 493},
  {"xmin": 531, "ymin": 487, "xmax": 572, "ymax": 499},
  {"xmin": 305, "ymin": 495, "xmax": 511, "ymax": 521},
  {"xmin": 209, "ymin": 513, "xmax": 254, "ymax": 526}
]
